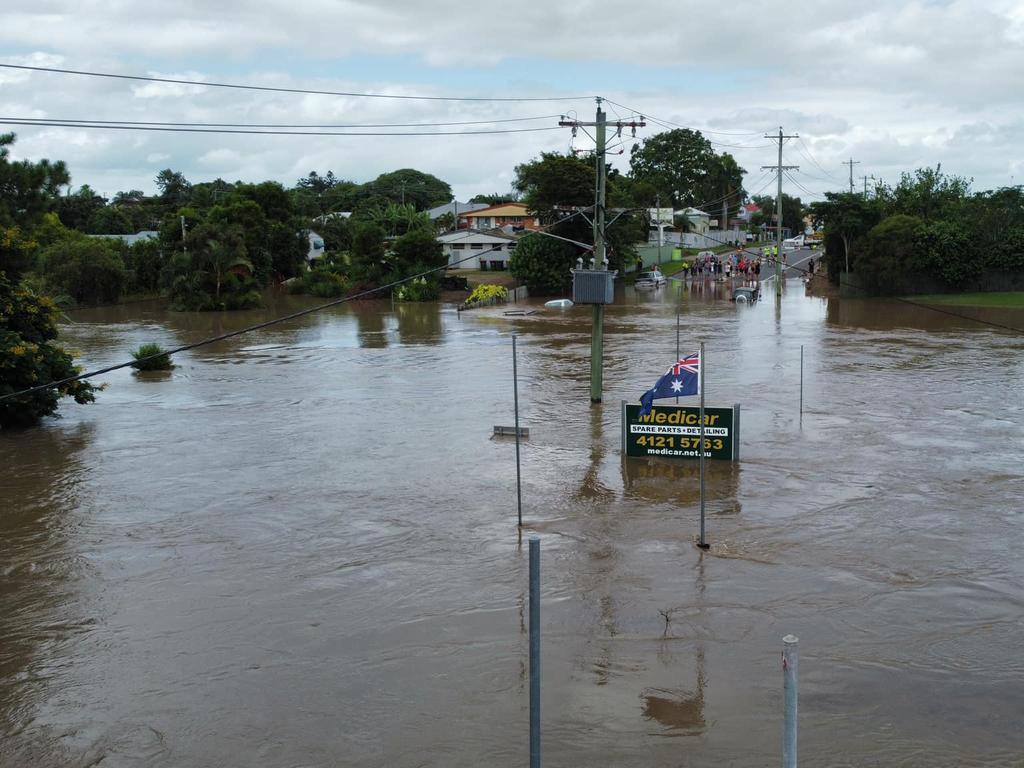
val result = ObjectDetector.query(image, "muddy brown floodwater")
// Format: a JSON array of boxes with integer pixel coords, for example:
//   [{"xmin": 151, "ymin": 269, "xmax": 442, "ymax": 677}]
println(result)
[{"xmin": 2, "ymin": 279, "xmax": 1023, "ymax": 767}]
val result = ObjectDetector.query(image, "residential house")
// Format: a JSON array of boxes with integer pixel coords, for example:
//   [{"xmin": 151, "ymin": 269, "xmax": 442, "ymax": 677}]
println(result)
[
  {"xmin": 86, "ymin": 230, "xmax": 160, "ymax": 245},
  {"xmin": 461, "ymin": 202, "xmax": 539, "ymax": 232},
  {"xmin": 679, "ymin": 207, "xmax": 711, "ymax": 235},
  {"xmin": 426, "ymin": 201, "xmax": 489, "ymax": 230},
  {"xmin": 438, "ymin": 229, "xmax": 520, "ymax": 270}
]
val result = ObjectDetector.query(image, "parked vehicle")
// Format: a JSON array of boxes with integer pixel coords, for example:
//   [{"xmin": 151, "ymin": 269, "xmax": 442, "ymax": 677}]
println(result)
[
  {"xmin": 732, "ymin": 285, "xmax": 760, "ymax": 303},
  {"xmin": 634, "ymin": 269, "xmax": 666, "ymax": 289}
]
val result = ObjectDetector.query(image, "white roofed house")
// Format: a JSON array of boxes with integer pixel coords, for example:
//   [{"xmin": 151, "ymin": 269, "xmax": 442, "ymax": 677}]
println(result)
[
  {"xmin": 438, "ymin": 229, "xmax": 519, "ymax": 271},
  {"xmin": 426, "ymin": 201, "xmax": 488, "ymax": 231}
]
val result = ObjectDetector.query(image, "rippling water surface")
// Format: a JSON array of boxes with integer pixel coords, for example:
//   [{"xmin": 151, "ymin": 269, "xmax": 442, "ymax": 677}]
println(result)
[{"xmin": 2, "ymin": 279, "xmax": 1023, "ymax": 767}]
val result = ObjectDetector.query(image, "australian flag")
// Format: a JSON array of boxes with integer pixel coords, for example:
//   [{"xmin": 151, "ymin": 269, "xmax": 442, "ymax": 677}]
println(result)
[{"xmin": 638, "ymin": 352, "xmax": 700, "ymax": 416}]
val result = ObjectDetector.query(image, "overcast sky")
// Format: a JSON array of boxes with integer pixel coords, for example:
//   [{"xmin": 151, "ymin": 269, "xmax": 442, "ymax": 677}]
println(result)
[{"xmin": 2, "ymin": 0, "xmax": 1022, "ymax": 208}]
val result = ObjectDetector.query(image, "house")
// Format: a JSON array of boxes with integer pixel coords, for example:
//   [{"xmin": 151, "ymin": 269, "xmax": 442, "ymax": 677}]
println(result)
[
  {"xmin": 438, "ymin": 229, "xmax": 520, "ymax": 270},
  {"xmin": 86, "ymin": 230, "xmax": 159, "ymax": 245},
  {"xmin": 460, "ymin": 202, "xmax": 539, "ymax": 231},
  {"xmin": 679, "ymin": 208, "xmax": 711, "ymax": 235},
  {"xmin": 736, "ymin": 203, "xmax": 760, "ymax": 223},
  {"xmin": 426, "ymin": 201, "xmax": 489, "ymax": 229}
]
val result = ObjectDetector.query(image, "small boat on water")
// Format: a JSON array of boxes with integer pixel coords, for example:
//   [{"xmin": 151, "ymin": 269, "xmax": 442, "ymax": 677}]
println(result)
[{"xmin": 544, "ymin": 299, "xmax": 574, "ymax": 309}]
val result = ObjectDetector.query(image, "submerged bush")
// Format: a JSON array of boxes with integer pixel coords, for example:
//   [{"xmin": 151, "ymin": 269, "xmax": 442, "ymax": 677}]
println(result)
[{"xmin": 130, "ymin": 343, "xmax": 173, "ymax": 371}]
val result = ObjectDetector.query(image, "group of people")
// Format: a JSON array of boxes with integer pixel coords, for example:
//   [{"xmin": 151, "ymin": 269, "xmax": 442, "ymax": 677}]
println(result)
[{"xmin": 680, "ymin": 252, "xmax": 763, "ymax": 281}]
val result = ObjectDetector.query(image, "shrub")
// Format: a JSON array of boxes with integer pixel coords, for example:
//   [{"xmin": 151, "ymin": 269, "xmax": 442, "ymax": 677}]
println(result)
[
  {"xmin": 130, "ymin": 343, "xmax": 173, "ymax": 371},
  {"xmin": 0, "ymin": 273, "xmax": 96, "ymax": 428},
  {"xmin": 394, "ymin": 276, "xmax": 440, "ymax": 302},
  {"xmin": 466, "ymin": 284, "xmax": 508, "ymax": 304}
]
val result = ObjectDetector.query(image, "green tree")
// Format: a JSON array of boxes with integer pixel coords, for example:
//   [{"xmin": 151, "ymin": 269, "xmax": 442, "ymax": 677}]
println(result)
[
  {"xmin": 317, "ymin": 215, "xmax": 353, "ymax": 254},
  {"xmin": 509, "ymin": 233, "xmax": 575, "ymax": 294},
  {"xmin": 358, "ymin": 169, "xmax": 453, "ymax": 210},
  {"xmin": 512, "ymin": 152, "xmax": 643, "ymax": 280},
  {"xmin": 87, "ymin": 205, "xmax": 133, "ymax": 235},
  {"xmin": 808, "ymin": 192, "xmax": 883, "ymax": 275},
  {"xmin": 390, "ymin": 227, "xmax": 443, "ymax": 272},
  {"xmin": 0, "ymin": 272, "xmax": 96, "ymax": 428},
  {"xmin": 350, "ymin": 222, "xmax": 387, "ymax": 283},
  {"xmin": 469, "ymin": 193, "xmax": 518, "ymax": 205},
  {"xmin": 753, "ymin": 193, "xmax": 805, "ymax": 241},
  {"xmin": 628, "ymin": 128, "xmax": 716, "ymax": 207},
  {"xmin": 40, "ymin": 234, "xmax": 127, "ymax": 305},
  {"xmin": 0, "ymin": 133, "xmax": 70, "ymax": 228},
  {"xmin": 858, "ymin": 214, "xmax": 923, "ymax": 294},
  {"xmin": 0, "ymin": 226, "xmax": 39, "ymax": 281},
  {"xmin": 155, "ymin": 169, "xmax": 192, "ymax": 207},
  {"xmin": 57, "ymin": 184, "xmax": 107, "ymax": 231},
  {"xmin": 122, "ymin": 238, "xmax": 163, "ymax": 294},
  {"xmin": 878, "ymin": 166, "xmax": 971, "ymax": 222},
  {"xmin": 514, "ymin": 152, "xmax": 592, "ymax": 220}
]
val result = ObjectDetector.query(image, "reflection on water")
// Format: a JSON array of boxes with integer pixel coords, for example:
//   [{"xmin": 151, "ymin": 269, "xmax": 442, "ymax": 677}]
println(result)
[
  {"xmin": 622, "ymin": 459, "xmax": 741, "ymax": 514},
  {"xmin": 2, "ymin": 283, "xmax": 1023, "ymax": 766}
]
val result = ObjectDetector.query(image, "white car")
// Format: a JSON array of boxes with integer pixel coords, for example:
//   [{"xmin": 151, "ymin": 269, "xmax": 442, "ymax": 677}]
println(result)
[{"xmin": 634, "ymin": 269, "xmax": 666, "ymax": 289}]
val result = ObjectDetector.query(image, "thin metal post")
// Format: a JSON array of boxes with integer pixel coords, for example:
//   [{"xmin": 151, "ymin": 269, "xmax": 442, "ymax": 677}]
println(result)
[
  {"xmin": 698, "ymin": 341, "xmax": 708, "ymax": 549},
  {"xmin": 799, "ymin": 345, "xmax": 804, "ymax": 421},
  {"xmin": 783, "ymin": 635, "xmax": 799, "ymax": 768},
  {"xmin": 529, "ymin": 537, "xmax": 541, "ymax": 768},
  {"xmin": 513, "ymin": 335, "xmax": 523, "ymax": 527},
  {"xmin": 675, "ymin": 310, "xmax": 680, "ymax": 404}
]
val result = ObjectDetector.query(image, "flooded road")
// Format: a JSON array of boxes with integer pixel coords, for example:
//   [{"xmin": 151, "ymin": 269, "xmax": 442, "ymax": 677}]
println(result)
[{"xmin": 2, "ymin": 280, "xmax": 1023, "ymax": 767}]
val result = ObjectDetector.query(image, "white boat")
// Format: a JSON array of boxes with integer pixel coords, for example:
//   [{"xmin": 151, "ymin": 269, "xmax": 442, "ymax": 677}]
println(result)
[{"xmin": 544, "ymin": 299, "xmax": 574, "ymax": 309}]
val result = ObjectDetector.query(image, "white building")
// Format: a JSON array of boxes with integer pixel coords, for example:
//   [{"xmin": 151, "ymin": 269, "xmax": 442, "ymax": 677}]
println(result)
[{"xmin": 438, "ymin": 229, "xmax": 519, "ymax": 271}]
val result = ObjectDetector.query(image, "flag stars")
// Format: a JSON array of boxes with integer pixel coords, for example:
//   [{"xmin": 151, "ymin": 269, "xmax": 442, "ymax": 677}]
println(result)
[{"xmin": 670, "ymin": 379, "xmax": 684, "ymax": 392}]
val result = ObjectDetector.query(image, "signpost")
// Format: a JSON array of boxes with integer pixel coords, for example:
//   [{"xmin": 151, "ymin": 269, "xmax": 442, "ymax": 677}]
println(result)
[{"xmin": 621, "ymin": 403, "xmax": 741, "ymax": 461}]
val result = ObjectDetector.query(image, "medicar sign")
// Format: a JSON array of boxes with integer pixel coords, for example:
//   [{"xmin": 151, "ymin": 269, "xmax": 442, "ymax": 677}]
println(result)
[{"xmin": 621, "ymin": 403, "xmax": 740, "ymax": 461}]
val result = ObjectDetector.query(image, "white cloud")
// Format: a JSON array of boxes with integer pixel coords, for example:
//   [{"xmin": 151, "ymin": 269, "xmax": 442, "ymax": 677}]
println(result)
[{"xmin": 0, "ymin": 0, "xmax": 1021, "ymax": 202}]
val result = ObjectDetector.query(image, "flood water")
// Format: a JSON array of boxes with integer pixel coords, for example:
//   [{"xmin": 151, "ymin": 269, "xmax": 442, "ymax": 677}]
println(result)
[{"xmin": 2, "ymin": 277, "xmax": 1023, "ymax": 767}]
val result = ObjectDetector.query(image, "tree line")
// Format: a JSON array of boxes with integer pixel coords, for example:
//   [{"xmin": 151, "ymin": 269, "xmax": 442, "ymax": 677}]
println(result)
[{"xmin": 809, "ymin": 167, "xmax": 1024, "ymax": 294}]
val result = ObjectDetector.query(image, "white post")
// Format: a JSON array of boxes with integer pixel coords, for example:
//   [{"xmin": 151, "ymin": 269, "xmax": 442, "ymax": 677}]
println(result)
[{"xmin": 783, "ymin": 635, "xmax": 799, "ymax": 768}]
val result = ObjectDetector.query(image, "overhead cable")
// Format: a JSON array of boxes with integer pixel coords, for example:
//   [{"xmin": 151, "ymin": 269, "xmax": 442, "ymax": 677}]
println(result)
[{"xmin": 0, "ymin": 64, "xmax": 595, "ymax": 103}]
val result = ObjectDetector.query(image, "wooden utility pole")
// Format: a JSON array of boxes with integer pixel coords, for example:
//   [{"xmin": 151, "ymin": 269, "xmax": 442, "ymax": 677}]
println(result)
[
  {"xmin": 560, "ymin": 100, "xmax": 645, "ymax": 402},
  {"xmin": 842, "ymin": 158, "xmax": 860, "ymax": 194},
  {"xmin": 762, "ymin": 128, "xmax": 798, "ymax": 298}
]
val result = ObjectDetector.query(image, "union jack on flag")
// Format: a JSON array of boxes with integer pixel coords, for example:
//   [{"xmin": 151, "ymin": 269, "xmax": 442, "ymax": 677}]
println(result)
[
  {"xmin": 639, "ymin": 351, "xmax": 701, "ymax": 416},
  {"xmin": 670, "ymin": 353, "xmax": 701, "ymax": 377}
]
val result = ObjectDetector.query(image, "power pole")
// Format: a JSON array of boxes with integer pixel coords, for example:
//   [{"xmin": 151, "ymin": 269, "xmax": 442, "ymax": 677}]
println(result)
[
  {"xmin": 842, "ymin": 158, "xmax": 860, "ymax": 194},
  {"xmin": 560, "ymin": 100, "xmax": 645, "ymax": 402},
  {"xmin": 762, "ymin": 127, "xmax": 799, "ymax": 298},
  {"xmin": 656, "ymin": 192, "xmax": 662, "ymax": 266}
]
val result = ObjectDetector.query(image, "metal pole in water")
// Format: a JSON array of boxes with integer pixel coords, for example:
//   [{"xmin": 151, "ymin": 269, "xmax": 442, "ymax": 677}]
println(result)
[
  {"xmin": 698, "ymin": 341, "xmax": 708, "ymax": 549},
  {"xmin": 675, "ymin": 309, "xmax": 680, "ymax": 404},
  {"xmin": 783, "ymin": 635, "xmax": 799, "ymax": 768},
  {"xmin": 529, "ymin": 537, "xmax": 541, "ymax": 768},
  {"xmin": 513, "ymin": 335, "xmax": 523, "ymax": 528},
  {"xmin": 799, "ymin": 344, "xmax": 804, "ymax": 421}
]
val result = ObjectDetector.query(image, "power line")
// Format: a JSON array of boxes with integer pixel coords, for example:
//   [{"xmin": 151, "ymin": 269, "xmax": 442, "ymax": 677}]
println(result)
[
  {"xmin": 0, "ymin": 63, "xmax": 596, "ymax": 103},
  {"xmin": 0, "ymin": 118, "xmax": 563, "ymax": 137},
  {"xmin": 3, "ymin": 114, "xmax": 564, "ymax": 129},
  {"xmin": 795, "ymin": 137, "xmax": 842, "ymax": 182},
  {"xmin": 603, "ymin": 99, "xmax": 765, "ymax": 137}
]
